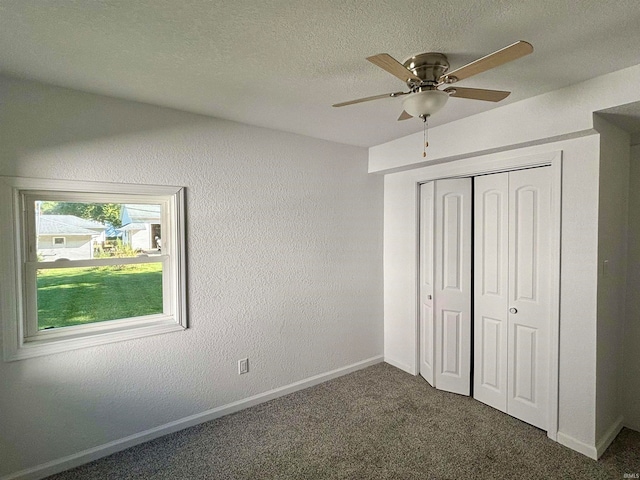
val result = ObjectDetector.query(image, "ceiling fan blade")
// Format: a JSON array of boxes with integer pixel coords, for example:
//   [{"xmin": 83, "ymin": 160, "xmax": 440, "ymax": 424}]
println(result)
[
  {"xmin": 444, "ymin": 87, "xmax": 510, "ymax": 102},
  {"xmin": 332, "ymin": 91, "xmax": 408, "ymax": 107},
  {"xmin": 366, "ymin": 53, "xmax": 422, "ymax": 83},
  {"xmin": 397, "ymin": 110, "xmax": 413, "ymax": 121},
  {"xmin": 440, "ymin": 41, "xmax": 533, "ymax": 83}
]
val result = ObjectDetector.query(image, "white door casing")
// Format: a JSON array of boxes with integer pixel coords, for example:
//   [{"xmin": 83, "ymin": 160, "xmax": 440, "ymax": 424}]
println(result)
[
  {"xmin": 419, "ymin": 182, "xmax": 435, "ymax": 386},
  {"xmin": 434, "ymin": 178, "xmax": 472, "ymax": 396}
]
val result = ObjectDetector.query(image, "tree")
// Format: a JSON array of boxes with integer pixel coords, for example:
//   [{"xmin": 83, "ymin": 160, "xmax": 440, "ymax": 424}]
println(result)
[{"xmin": 40, "ymin": 202, "xmax": 122, "ymax": 228}]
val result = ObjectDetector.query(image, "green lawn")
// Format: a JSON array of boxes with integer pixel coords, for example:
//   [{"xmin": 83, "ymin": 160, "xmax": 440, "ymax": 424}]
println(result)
[{"xmin": 37, "ymin": 263, "xmax": 163, "ymax": 329}]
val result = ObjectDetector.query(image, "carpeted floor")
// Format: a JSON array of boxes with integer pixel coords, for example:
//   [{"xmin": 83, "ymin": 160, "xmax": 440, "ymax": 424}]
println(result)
[{"xmin": 47, "ymin": 362, "xmax": 640, "ymax": 479}]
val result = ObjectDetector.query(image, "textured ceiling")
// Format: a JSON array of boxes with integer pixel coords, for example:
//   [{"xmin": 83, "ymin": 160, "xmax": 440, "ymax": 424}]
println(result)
[{"xmin": 1, "ymin": 0, "xmax": 640, "ymax": 147}]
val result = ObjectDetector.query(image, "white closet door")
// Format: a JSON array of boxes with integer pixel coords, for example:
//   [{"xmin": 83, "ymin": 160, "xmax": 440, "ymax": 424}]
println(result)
[
  {"xmin": 419, "ymin": 182, "xmax": 435, "ymax": 386},
  {"xmin": 474, "ymin": 167, "xmax": 551, "ymax": 429},
  {"xmin": 434, "ymin": 178, "xmax": 472, "ymax": 395},
  {"xmin": 507, "ymin": 167, "xmax": 550, "ymax": 430},
  {"xmin": 473, "ymin": 173, "xmax": 509, "ymax": 412}
]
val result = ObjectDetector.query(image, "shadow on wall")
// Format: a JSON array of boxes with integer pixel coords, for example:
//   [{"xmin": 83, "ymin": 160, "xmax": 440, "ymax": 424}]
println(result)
[{"xmin": 0, "ymin": 74, "xmax": 214, "ymax": 173}]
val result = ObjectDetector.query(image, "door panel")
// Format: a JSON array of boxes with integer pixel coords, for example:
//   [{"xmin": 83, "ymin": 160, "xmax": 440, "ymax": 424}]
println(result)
[
  {"xmin": 480, "ymin": 316, "xmax": 502, "ymax": 390},
  {"xmin": 513, "ymin": 324, "xmax": 537, "ymax": 403},
  {"xmin": 443, "ymin": 193, "xmax": 463, "ymax": 290},
  {"xmin": 442, "ymin": 310, "xmax": 461, "ymax": 374},
  {"xmin": 473, "ymin": 173, "xmax": 509, "ymax": 412},
  {"xmin": 513, "ymin": 187, "xmax": 538, "ymax": 301},
  {"xmin": 419, "ymin": 182, "xmax": 435, "ymax": 386},
  {"xmin": 434, "ymin": 178, "xmax": 472, "ymax": 395},
  {"xmin": 507, "ymin": 167, "xmax": 550, "ymax": 430}
]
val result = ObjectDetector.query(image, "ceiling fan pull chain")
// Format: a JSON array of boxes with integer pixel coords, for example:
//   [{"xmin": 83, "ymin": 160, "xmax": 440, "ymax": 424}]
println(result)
[{"xmin": 422, "ymin": 114, "xmax": 429, "ymax": 158}]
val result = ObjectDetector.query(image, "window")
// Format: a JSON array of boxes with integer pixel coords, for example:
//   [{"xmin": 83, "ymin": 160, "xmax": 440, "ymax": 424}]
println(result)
[{"xmin": 0, "ymin": 177, "xmax": 187, "ymax": 361}]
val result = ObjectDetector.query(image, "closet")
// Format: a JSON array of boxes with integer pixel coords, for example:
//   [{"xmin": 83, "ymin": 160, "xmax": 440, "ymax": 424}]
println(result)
[{"xmin": 419, "ymin": 166, "xmax": 551, "ymax": 430}]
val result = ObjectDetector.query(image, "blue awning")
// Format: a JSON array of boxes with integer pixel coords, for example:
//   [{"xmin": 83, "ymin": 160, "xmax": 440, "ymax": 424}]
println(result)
[{"xmin": 104, "ymin": 223, "xmax": 123, "ymax": 237}]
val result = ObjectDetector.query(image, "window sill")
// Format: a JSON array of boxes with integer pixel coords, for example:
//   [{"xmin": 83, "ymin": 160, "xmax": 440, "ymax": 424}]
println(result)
[{"xmin": 5, "ymin": 319, "xmax": 186, "ymax": 361}]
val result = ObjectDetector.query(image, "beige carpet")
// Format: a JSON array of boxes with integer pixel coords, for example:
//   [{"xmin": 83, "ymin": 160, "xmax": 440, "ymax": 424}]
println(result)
[{"xmin": 47, "ymin": 362, "xmax": 640, "ymax": 479}]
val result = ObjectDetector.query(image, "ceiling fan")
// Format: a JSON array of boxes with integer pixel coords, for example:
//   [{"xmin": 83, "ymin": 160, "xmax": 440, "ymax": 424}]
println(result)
[{"xmin": 333, "ymin": 41, "xmax": 533, "ymax": 121}]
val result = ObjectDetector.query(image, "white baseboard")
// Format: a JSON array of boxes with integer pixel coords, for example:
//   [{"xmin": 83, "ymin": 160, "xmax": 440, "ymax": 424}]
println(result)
[
  {"xmin": 1, "ymin": 355, "xmax": 383, "ymax": 480},
  {"xmin": 384, "ymin": 355, "xmax": 416, "ymax": 375},
  {"xmin": 596, "ymin": 415, "xmax": 624, "ymax": 458},
  {"xmin": 556, "ymin": 432, "xmax": 598, "ymax": 460}
]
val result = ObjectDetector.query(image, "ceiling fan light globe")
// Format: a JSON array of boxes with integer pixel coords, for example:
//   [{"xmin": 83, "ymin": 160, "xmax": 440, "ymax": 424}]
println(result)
[{"xmin": 402, "ymin": 90, "xmax": 449, "ymax": 118}]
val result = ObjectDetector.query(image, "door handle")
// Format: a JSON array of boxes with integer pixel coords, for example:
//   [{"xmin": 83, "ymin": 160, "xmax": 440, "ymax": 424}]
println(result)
[
  {"xmin": 428, "ymin": 295, "xmax": 432, "ymax": 300},
  {"xmin": 509, "ymin": 307, "xmax": 518, "ymax": 314}
]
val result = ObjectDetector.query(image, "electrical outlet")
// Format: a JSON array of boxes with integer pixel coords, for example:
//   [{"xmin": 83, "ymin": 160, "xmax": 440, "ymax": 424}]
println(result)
[{"xmin": 238, "ymin": 358, "xmax": 249, "ymax": 375}]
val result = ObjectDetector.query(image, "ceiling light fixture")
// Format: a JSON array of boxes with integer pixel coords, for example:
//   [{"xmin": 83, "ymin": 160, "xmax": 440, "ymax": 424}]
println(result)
[
  {"xmin": 401, "ymin": 89, "xmax": 449, "ymax": 118},
  {"xmin": 401, "ymin": 89, "xmax": 449, "ymax": 158}
]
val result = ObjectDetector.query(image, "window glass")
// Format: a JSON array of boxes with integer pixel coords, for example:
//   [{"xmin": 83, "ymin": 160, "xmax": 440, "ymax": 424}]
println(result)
[
  {"xmin": 37, "ymin": 263, "xmax": 163, "ymax": 330},
  {"xmin": 32, "ymin": 198, "xmax": 163, "ymax": 331},
  {"xmin": 31, "ymin": 200, "xmax": 165, "ymax": 330}
]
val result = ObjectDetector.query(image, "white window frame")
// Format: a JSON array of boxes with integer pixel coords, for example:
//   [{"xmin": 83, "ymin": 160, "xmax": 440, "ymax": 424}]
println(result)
[
  {"xmin": 0, "ymin": 176, "xmax": 187, "ymax": 361},
  {"xmin": 52, "ymin": 236, "xmax": 66, "ymax": 246}
]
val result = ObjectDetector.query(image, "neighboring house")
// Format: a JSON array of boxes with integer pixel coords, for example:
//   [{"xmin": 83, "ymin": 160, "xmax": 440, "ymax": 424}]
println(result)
[
  {"xmin": 120, "ymin": 204, "xmax": 161, "ymax": 251},
  {"xmin": 37, "ymin": 215, "xmax": 107, "ymax": 261}
]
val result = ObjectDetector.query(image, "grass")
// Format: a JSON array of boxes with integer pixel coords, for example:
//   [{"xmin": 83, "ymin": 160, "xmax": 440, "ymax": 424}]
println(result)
[{"xmin": 37, "ymin": 263, "xmax": 163, "ymax": 329}]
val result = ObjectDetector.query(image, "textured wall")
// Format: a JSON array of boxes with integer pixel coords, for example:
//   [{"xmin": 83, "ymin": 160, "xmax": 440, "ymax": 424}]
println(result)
[
  {"xmin": 556, "ymin": 136, "xmax": 600, "ymax": 449},
  {"xmin": 624, "ymin": 145, "xmax": 640, "ymax": 432},
  {"xmin": 594, "ymin": 117, "xmax": 629, "ymax": 443},
  {"xmin": 0, "ymin": 76, "xmax": 383, "ymax": 476}
]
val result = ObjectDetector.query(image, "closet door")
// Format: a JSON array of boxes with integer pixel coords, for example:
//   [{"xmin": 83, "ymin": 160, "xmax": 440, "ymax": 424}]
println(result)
[
  {"xmin": 473, "ymin": 167, "xmax": 551, "ymax": 430},
  {"xmin": 473, "ymin": 173, "xmax": 509, "ymax": 412},
  {"xmin": 507, "ymin": 167, "xmax": 550, "ymax": 430},
  {"xmin": 419, "ymin": 182, "xmax": 435, "ymax": 386},
  {"xmin": 434, "ymin": 178, "xmax": 472, "ymax": 395}
]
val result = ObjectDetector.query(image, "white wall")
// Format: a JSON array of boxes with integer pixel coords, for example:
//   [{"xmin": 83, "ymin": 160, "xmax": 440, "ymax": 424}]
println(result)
[
  {"xmin": 624, "ymin": 145, "xmax": 640, "ymax": 432},
  {"xmin": 593, "ymin": 116, "xmax": 630, "ymax": 447},
  {"xmin": 554, "ymin": 137, "xmax": 601, "ymax": 452},
  {"xmin": 0, "ymin": 76, "xmax": 383, "ymax": 478}
]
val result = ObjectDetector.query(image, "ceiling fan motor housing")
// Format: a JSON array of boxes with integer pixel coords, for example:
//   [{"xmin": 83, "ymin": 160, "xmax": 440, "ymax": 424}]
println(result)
[{"xmin": 403, "ymin": 53, "xmax": 450, "ymax": 87}]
